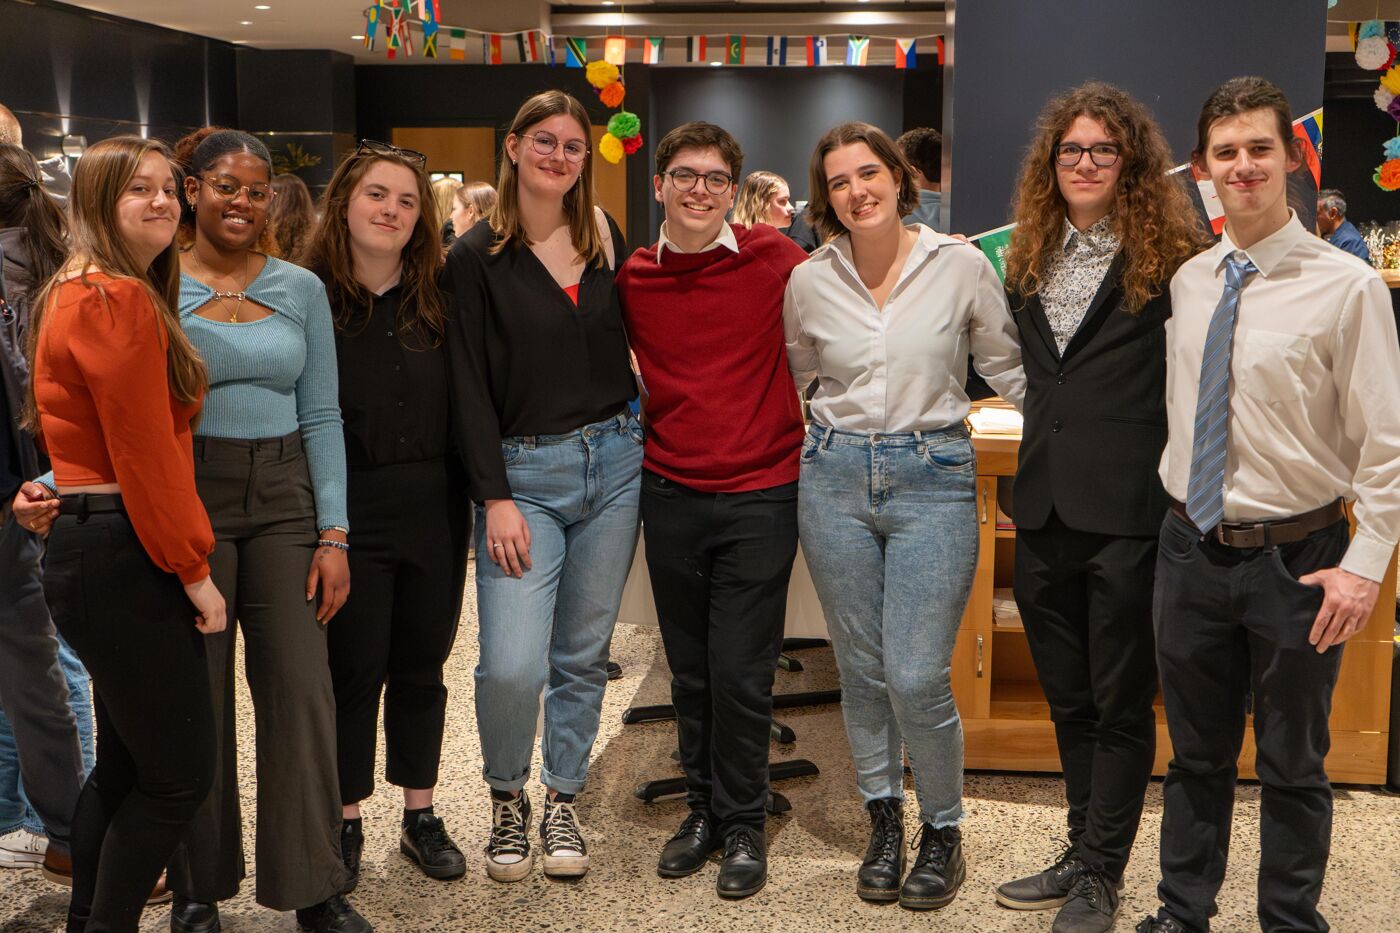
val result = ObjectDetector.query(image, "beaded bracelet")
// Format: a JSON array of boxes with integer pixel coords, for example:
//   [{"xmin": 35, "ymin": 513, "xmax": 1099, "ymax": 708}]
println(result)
[{"xmin": 317, "ymin": 539, "xmax": 350, "ymax": 552}]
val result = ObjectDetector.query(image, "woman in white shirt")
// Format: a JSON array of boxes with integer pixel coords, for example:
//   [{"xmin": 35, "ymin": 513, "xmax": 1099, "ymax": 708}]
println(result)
[{"xmin": 784, "ymin": 122, "xmax": 1024, "ymax": 912}]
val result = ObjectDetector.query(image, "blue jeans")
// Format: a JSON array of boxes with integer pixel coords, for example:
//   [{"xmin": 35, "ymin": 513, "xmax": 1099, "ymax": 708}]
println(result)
[
  {"xmin": 0, "ymin": 634, "xmax": 95, "ymax": 835},
  {"xmin": 474, "ymin": 412, "xmax": 643, "ymax": 795},
  {"xmin": 798, "ymin": 424, "xmax": 978, "ymax": 828}
]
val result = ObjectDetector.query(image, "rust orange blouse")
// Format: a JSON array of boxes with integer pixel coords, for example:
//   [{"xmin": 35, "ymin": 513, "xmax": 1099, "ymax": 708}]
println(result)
[{"xmin": 34, "ymin": 273, "xmax": 214, "ymax": 584}]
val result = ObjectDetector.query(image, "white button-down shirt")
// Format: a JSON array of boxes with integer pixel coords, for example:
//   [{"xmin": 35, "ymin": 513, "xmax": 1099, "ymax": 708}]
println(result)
[
  {"xmin": 783, "ymin": 224, "xmax": 1026, "ymax": 433},
  {"xmin": 655, "ymin": 220, "xmax": 739, "ymax": 262},
  {"xmin": 1160, "ymin": 212, "xmax": 1400, "ymax": 581}
]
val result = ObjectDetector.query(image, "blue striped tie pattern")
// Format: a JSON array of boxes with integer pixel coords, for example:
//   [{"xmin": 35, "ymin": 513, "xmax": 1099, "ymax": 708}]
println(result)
[{"xmin": 1185, "ymin": 253, "xmax": 1258, "ymax": 533}]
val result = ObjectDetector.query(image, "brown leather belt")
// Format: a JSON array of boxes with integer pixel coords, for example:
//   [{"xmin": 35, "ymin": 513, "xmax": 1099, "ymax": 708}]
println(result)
[{"xmin": 1170, "ymin": 498, "xmax": 1344, "ymax": 549}]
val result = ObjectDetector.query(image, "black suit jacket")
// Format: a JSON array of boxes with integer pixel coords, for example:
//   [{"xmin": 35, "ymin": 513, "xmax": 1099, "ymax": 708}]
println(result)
[{"xmin": 1010, "ymin": 257, "xmax": 1172, "ymax": 538}]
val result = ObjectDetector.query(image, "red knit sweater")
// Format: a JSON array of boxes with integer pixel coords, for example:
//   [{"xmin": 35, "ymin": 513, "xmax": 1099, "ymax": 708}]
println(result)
[{"xmin": 618, "ymin": 223, "xmax": 807, "ymax": 493}]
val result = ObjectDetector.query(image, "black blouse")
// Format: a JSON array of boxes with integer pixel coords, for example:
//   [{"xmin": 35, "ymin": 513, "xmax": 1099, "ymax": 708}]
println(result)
[
  {"xmin": 334, "ymin": 285, "xmax": 452, "ymax": 472},
  {"xmin": 441, "ymin": 215, "xmax": 634, "ymax": 503}
]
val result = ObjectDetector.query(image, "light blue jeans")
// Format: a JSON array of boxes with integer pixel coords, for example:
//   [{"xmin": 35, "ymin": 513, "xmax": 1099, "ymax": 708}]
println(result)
[
  {"xmin": 0, "ymin": 634, "xmax": 96, "ymax": 835},
  {"xmin": 474, "ymin": 412, "xmax": 643, "ymax": 795},
  {"xmin": 798, "ymin": 424, "xmax": 978, "ymax": 828}
]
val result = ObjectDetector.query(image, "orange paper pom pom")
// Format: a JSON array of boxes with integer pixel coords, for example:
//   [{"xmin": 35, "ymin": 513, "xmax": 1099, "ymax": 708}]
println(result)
[{"xmin": 599, "ymin": 82, "xmax": 626, "ymax": 108}]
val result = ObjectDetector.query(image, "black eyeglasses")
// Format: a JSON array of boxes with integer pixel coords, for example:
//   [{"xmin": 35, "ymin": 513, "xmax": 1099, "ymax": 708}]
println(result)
[
  {"xmin": 356, "ymin": 139, "xmax": 427, "ymax": 167},
  {"xmin": 520, "ymin": 132, "xmax": 590, "ymax": 164},
  {"xmin": 1054, "ymin": 143, "xmax": 1121, "ymax": 168},
  {"xmin": 195, "ymin": 174, "xmax": 274, "ymax": 206},
  {"xmin": 662, "ymin": 168, "xmax": 734, "ymax": 195}
]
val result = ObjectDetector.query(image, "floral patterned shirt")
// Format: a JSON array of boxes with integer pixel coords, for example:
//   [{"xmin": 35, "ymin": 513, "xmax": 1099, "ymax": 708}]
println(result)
[{"xmin": 1040, "ymin": 215, "xmax": 1120, "ymax": 354}]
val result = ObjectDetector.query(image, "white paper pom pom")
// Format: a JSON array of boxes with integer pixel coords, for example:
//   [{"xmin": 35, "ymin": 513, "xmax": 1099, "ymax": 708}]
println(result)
[
  {"xmin": 1357, "ymin": 36, "xmax": 1391, "ymax": 70},
  {"xmin": 1376, "ymin": 85, "xmax": 1396, "ymax": 112}
]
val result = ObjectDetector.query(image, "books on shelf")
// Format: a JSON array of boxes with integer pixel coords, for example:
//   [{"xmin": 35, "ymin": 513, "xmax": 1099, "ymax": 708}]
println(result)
[{"xmin": 992, "ymin": 587, "xmax": 1021, "ymax": 628}]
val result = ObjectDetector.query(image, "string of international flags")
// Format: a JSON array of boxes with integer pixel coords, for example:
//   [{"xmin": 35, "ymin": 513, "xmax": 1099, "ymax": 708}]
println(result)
[{"xmin": 362, "ymin": 2, "xmax": 943, "ymax": 68}]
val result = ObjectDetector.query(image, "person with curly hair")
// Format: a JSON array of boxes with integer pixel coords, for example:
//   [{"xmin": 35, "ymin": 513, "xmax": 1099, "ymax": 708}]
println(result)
[
  {"xmin": 731, "ymin": 171, "xmax": 795, "ymax": 230},
  {"xmin": 993, "ymin": 82, "xmax": 1205, "ymax": 933}
]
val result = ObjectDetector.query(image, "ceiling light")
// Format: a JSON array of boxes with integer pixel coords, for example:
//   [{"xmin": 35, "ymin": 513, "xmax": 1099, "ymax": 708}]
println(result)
[
  {"xmin": 602, "ymin": 1, "xmax": 615, "ymax": 4},
  {"xmin": 351, "ymin": 34, "xmax": 365, "ymax": 40},
  {"xmin": 240, "ymin": 20, "xmax": 252, "ymax": 25},
  {"xmin": 254, "ymin": 3, "xmax": 271, "ymax": 8}
]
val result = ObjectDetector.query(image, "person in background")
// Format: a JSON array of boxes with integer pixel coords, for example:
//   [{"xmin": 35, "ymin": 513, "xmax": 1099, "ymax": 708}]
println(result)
[
  {"xmin": 0, "ymin": 144, "xmax": 94, "ymax": 882},
  {"xmin": 165, "ymin": 128, "xmax": 365, "ymax": 933},
  {"xmin": 269, "ymin": 172, "xmax": 316, "ymax": 262},
  {"xmin": 443, "ymin": 90, "xmax": 641, "ymax": 885},
  {"xmin": 786, "ymin": 122, "xmax": 1024, "ymax": 913},
  {"xmin": 1315, "ymin": 188, "xmax": 1371, "ymax": 263},
  {"xmin": 897, "ymin": 127, "xmax": 946, "ymax": 233},
  {"xmin": 1139, "ymin": 77, "xmax": 1400, "ymax": 933},
  {"xmin": 448, "ymin": 181, "xmax": 496, "ymax": 243},
  {"xmin": 995, "ymin": 83, "xmax": 1204, "ymax": 933},
  {"xmin": 24, "ymin": 134, "xmax": 225, "ymax": 933},
  {"xmin": 302, "ymin": 140, "xmax": 471, "ymax": 889},
  {"xmin": 433, "ymin": 176, "xmax": 463, "ymax": 245},
  {"xmin": 732, "ymin": 171, "xmax": 797, "ymax": 230}
]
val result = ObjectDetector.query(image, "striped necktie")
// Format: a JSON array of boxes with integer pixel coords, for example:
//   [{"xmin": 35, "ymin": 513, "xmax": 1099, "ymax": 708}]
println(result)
[{"xmin": 1185, "ymin": 253, "xmax": 1258, "ymax": 534}]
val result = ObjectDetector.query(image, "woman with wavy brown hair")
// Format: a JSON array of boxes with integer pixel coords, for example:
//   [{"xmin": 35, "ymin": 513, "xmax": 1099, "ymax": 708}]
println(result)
[
  {"xmin": 994, "ymin": 82, "xmax": 1204, "ymax": 933},
  {"xmin": 302, "ymin": 140, "xmax": 471, "ymax": 888},
  {"xmin": 732, "ymin": 170, "xmax": 795, "ymax": 229},
  {"xmin": 269, "ymin": 172, "xmax": 316, "ymax": 261}
]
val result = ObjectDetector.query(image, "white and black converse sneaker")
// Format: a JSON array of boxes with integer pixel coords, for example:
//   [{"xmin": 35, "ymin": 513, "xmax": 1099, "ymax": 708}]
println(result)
[
  {"xmin": 484, "ymin": 792, "xmax": 533, "ymax": 882},
  {"xmin": 540, "ymin": 798, "xmax": 589, "ymax": 878}
]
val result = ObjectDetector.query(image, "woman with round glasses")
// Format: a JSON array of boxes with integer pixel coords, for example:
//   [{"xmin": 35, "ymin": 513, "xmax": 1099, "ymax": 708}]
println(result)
[
  {"xmin": 442, "ymin": 89, "xmax": 641, "ymax": 883},
  {"xmin": 993, "ymin": 83, "xmax": 1203, "ymax": 933},
  {"xmin": 165, "ymin": 127, "xmax": 366, "ymax": 933}
]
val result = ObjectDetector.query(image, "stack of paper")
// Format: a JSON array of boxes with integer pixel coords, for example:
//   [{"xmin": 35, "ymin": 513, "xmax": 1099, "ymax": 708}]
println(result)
[
  {"xmin": 969, "ymin": 408, "xmax": 1024, "ymax": 436},
  {"xmin": 992, "ymin": 588, "xmax": 1022, "ymax": 628}
]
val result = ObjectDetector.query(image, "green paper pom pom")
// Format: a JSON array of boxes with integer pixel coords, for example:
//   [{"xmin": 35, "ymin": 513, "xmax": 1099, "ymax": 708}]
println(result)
[{"xmin": 607, "ymin": 111, "xmax": 641, "ymax": 140}]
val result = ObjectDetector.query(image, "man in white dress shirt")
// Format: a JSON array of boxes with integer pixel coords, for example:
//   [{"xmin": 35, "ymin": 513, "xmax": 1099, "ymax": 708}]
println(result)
[{"xmin": 1139, "ymin": 77, "xmax": 1400, "ymax": 933}]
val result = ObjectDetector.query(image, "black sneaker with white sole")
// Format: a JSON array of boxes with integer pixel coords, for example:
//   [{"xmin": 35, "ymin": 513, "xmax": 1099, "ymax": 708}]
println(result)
[
  {"xmin": 540, "ymin": 798, "xmax": 589, "ymax": 878},
  {"xmin": 994, "ymin": 841, "xmax": 1085, "ymax": 910},
  {"xmin": 1052, "ymin": 866, "xmax": 1120, "ymax": 933},
  {"xmin": 401, "ymin": 812, "xmax": 466, "ymax": 880},
  {"xmin": 484, "ymin": 792, "xmax": 533, "ymax": 882}
]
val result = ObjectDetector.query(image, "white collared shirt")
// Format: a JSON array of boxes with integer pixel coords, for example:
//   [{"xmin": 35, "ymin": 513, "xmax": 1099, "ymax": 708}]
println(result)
[
  {"xmin": 784, "ymin": 224, "xmax": 1026, "ymax": 433},
  {"xmin": 1160, "ymin": 211, "xmax": 1400, "ymax": 581},
  {"xmin": 655, "ymin": 221, "xmax": 739, "ymax": 263}
]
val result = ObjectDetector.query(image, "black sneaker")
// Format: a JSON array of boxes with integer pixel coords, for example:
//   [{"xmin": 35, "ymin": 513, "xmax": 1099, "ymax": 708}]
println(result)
[
  {"xmin": 994, "ymin": 840, "xmax": 1084, "ymax": 910},
  {"xmin": 401, "ymin": 812, "xmax": 466, "ymax": 880},
  {"xmin": 1134, "ymin": 916, "xmax": 1191, "ymax": 933},
  {"xmin": 483, "ymin": 792, "xmax": 532, "ymax": 882},
  {"xmin": 899, "ymin": 823, "xmax": 965, "ymax": 911},
  {"xmin": 540, "ymin": 797, "xmax": 589, "ymax": 878},
  {"xmin": 170, "ymin": 895, "xmax": 221, "ymax": 933},
  {"xmin": 1052, "ymin": 866, "xmax": 1119, "ymax": 933},
  {"xmin": 856, "ymin": 798, "xmax": 904, "ymax": 903},
  {"xmin": 294, "ymin": 894, "xmax": 372, "ymax": 933},
  {"xmin": 340, "ymin": 821, "xmax": 363, "ymax": 893}
]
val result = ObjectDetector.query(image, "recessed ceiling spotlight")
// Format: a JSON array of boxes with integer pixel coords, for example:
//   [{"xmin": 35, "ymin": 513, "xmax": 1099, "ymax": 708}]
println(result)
[
  {"xmin": 710, "ymin": 61, "xmax": 721, "ymax": 67},
  {"xmin": 351, "ymin": 34, "xmax": 365, "ymax": 40},
  {"xmin": 254, "ymin": 4, "xmax": 271, "ymax": 8},
  {"xmin": 240, "ymin": 20, "xmax": 253, "ymax": 25},
  {"xmin": 602, "ymin": 1, "xmax": 614, "ymax": 5}
]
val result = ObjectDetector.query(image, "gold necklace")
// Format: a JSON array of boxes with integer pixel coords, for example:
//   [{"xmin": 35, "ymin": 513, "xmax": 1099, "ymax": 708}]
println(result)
[{"xmin": 189, "ymin": 249, "xmax": 252, "ymax": 322}]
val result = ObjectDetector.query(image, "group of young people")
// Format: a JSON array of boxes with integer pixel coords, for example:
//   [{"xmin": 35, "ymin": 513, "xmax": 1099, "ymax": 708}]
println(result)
[{"xmin": 1, "ymin": 70, "xmax": 1396, "ymax": 933}]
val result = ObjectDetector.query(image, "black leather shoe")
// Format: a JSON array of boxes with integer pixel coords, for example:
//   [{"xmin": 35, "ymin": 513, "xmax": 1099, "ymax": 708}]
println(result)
[
  {"xmin": 295, "ymin": 894, "xmax": 372, "ymax": 933},
  {"xmin": 1053, "ymin": 867, "xmax": 1119, "ymax": 933},
  {"xmin": 657, "ymin": 810, "xmax": 718, "ymax": 878},
  {"xmin": 899, "ymin": 823, "xmax": 965, "ymax": 911},
  {"xmin": 341, "ymin": 821, "xmax": 363, "ymax": 893},
  {"xmin": 400, "ymin": 812, "xmax": 466, "ymax": 880},
  {"xmin": 170, "ymin": 895, "xmax": 220, "ymax": 933},
  {"xmin": 994, "ymin": 841, "xmax": 1084, "ymax": 910},
  {"xmin": 716, "ymin": 826, "xmax": 766, "ymax": 899},
  {"xmin": 856, "ymin": 798, "xmax": 904, "ymax": 902},
  {"xmin": 1134, "ymin": 915, "xmax": 1191, "ymax": 933}
]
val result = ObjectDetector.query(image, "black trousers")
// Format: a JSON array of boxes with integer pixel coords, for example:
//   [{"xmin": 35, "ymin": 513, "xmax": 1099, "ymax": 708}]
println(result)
[
  {"xmin": 45, "ymin": 509, "xmax": 215, "ymax": 933},
  {"xmin": 641, "ymin": 470, "xmax": 798, "ymax": 834},
  {"xmin": 1013, "ymin": 511, "xmax": 1158, "ymax": 880},
  {"xmin": 329, "ymin": 458, "xmax": 471, "ymax": 804},
  {"xmin": 1154, "ymin": 510, "xmax": 1348, "ymax": 933}
]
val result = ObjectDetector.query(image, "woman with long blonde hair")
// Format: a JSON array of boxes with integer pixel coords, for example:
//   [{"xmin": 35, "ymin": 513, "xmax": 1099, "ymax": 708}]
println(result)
[
  {"xmin": 442, "ymin": 89, "xmax": 640, "ymax": 884},
  {"xmin": 24, "ymin": 135, "xmax": 225, "ymax": 932},
  {"xmin": 994, "ymin": 82, "xmax": 1204, "ymax": 933},
  {"xmin": 448, "ymin": 180, "xmax": 497, "ymax": 241},
  {"xmin": 732, "ymin": 170, "xmax": 795, "ymax": 229}
]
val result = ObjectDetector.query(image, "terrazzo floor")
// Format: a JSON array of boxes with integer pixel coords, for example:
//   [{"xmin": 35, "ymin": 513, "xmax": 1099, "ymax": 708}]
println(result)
[{"xmin": 2, "ymin": 560, "xmax": 1398, "ymax": 932}]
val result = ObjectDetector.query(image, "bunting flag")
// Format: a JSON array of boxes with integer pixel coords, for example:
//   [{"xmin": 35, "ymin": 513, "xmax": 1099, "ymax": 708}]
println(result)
[
  {"xmin": 419, "ymin": 0, "xmax": 439, "ymax": 58},
  {"xmin": 546, "ymin": 34, "xmax": 555, "ymax": 66},
  {"xmin": 766, "ymin": 36, "xmax": 787, "ymax": 66},
  {"xmin": 845, "ymin": 35, "xmax": 869, "ymax": 66},
  {"xmin": 688, "ymin": 35, "xmax": 707, "ymax": 62},
  {"xmin": 517, "ymin": 30, "xmax": 543, "ymax": 62},
  {"xmin": 363, "ymin": 2, "xmax": 380, "ymax": 51},
  {"xmin": 604, "ymin": 35, "xmax": 627, "ymax": 65},
  {"xmin": 483, "ymin": 33, "xmax": 501, "ymax": 64},
  {"xmin": 894, "ymin": 38, "xmax": 916, "ymax": 70},
  {"xmin": 936, "ymin": 36, "xmax": 946, "ymax": 66},
  {"xmin": 643, "ymin": 36, "xmax": 664, "ymax": 64},
  {"xmin": 806, "ymin": 36, "xmax": 827, "ymax": 66},
  {"xmin": 397, "ymin": 11, "xmax": 414, "ymax": 57},
  {"xmin": 565, "ymin": 36, "xmax": 588, "ymax": 67},
  {"xmin": 448, "ymin": 27, "xmax": 466, "ymax": 60},
  {"xmin": 727, "ymin": 35, "xmax": 745, "ymax": 65}
]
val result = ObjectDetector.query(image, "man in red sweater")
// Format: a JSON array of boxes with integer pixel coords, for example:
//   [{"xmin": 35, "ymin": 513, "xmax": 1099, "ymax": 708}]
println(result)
[{"xmin": 617, "ymin": 122, "xmax": 809, "ymax": 900}]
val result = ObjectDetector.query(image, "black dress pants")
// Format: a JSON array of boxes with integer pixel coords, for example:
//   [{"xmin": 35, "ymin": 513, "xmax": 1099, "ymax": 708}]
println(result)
[
  {"xmin": 45, "ymin": 509, "xmax": 216, "ymax": 933},
  {"xmin": 640, "ymin": 470, "xmax": 798, "ymax": 834},
  {"xmin": 1013, "ymin": 511, "xmax": 1158, "ymax": 880},
  {"xmin": 1153, "ymin": 510, "xmax": 1349, "ymax": 933},
  {"xmin": 329, "ymin": 458, "xmax": 471, "ymax": 803}
]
